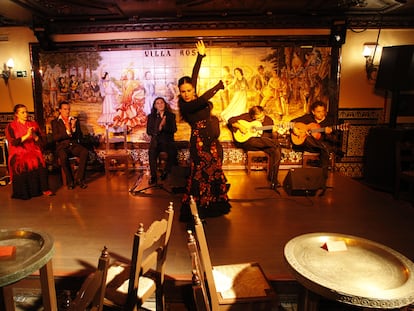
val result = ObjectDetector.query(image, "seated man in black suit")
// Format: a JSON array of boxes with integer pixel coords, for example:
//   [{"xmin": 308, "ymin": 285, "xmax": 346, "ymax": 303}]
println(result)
[{"xmin": 51, "ymin": 101, "xmax": 89, "ymax": 189}]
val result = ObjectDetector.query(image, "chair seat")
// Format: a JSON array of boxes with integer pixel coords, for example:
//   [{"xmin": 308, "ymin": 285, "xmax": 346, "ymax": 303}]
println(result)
[
  {"xmin": 212, "ymin": 263, "xmax": 273, "ymax": 301},
  {"xmin": 105, "ymin": 264, "xmax": 156, "ymax": 306}
]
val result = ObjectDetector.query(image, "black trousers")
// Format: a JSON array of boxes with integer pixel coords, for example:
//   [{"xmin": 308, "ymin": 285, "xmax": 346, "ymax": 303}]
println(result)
[
  {"xmin": 240, "ymin": 137, "xmax": 281, "ymax": 183},
  {"xmin": 300, "ymin": 136, "xmax": 331, "ymax": 181},
  {"xmin": 57, "ymin": 142, "xmax": 89, "ymax": 184},
  {"xmin": 148, "ymin": 139, "xmax": 178, "ymax": 179}
]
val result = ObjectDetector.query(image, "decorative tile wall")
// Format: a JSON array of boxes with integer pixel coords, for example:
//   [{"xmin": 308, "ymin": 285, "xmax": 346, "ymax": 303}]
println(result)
[{"xmin": 337, "ymin": 108, "xmax": 384, "ymax": 178}]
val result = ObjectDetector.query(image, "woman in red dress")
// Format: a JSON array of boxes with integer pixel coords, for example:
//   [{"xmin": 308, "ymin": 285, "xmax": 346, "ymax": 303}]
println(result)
[{"xmin": 5, "ymin": 104, "xmax": 53, "ymax": 199}]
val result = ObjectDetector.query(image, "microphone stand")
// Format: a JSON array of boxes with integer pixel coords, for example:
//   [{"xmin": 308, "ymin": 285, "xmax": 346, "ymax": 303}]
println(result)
[
  {"xmin": 130, "ymin": 112, "xmax": 172, "ymax": 195},
  {"xmin": 129, "ymin": 170, "xmax": 172, "ymax": 195}
]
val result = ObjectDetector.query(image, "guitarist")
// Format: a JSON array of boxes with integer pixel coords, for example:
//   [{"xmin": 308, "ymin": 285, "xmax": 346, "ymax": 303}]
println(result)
[
  {"xmin": 290, "ymin": 100, "xmax": 335, "ymax": 191},
  {"xmin": 228, "ymin": 106, "xmax": 281, "ymax": 191}
]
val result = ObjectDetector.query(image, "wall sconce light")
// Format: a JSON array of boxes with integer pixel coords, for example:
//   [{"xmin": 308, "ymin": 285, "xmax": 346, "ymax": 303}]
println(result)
[
  {"xmin": 363, "ymin": 43, "xmax": 379, "ymax": 80},
  {"xmin": 1, "ymin": 58, "xmax": 14, "ymax": 85}
]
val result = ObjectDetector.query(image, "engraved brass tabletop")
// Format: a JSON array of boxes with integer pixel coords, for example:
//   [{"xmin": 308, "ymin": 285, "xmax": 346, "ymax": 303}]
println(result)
[
  {"xmin": 284, "ymin": 232, "xmax": 414, "ymax": 309},
  {"xmin": 0, "ymin": 229, "xmax": 57, "ymax": 311}
]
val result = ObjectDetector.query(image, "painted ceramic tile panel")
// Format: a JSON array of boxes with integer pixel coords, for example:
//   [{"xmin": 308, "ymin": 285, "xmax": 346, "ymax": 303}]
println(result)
[{"xmin": 39, "ymin": 45, "xmax": 332, "ymax": 142}]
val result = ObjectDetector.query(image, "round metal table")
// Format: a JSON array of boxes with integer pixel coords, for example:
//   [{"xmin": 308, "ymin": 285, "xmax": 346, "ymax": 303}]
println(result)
[
  {"xmin": 284, "ymin": 232, "xmax": 414, "ymax": 309},
  {"xmin": 0, "ymin": 229, "xmax": 57, "ymax": 311}
]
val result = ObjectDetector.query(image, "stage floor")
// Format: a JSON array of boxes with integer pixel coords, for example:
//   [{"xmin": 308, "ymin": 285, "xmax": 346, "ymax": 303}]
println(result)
[{"xmin": 1, "ymin": 168, "xmax": 413, "ymax": 283}]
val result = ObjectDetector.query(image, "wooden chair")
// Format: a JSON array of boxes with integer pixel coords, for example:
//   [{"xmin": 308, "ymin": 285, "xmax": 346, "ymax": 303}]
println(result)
[
  {"xmin": 58, "ymin": 156, "xmax": 81, "ymax": 186},
  {"xmin": 158, "ymin": 151, "xmax": 169, "ymax": 173},
  {"xmin": 302, "ymin": 151, "xmax": 320, "ymax": 168},
  {"xmin": 104, "ymin": 125, "xmax": 130, "ymax": 179},
  {"xmin": 191, "ymin": 269, "xmax": 210, "ymax": 311},
  {"xmin": 64, "ymin": 246, "xmax": 110, "ymax": 311},
  {"xmin": 246, "ymin": 151, "xmax": 269, "ymax": 175},
  {"xmin": 104, "ymin": 202, "xmax": 174, "ymax": 311},
  {"xmin": 394, "ymin": 140, "xmax": 414, "ymax": 202},
  {"xmin": 187, "ymin": 197, "xmax": 277, "ymax": 311}
]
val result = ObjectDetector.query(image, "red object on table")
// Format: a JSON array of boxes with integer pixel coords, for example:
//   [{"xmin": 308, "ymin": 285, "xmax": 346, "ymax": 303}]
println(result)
[{"xmin": 0, "ymin": 246, "xmax": 16, "ymax": 258}]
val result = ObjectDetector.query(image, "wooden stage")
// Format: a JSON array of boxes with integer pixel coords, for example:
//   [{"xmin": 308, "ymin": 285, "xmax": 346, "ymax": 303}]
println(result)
[{"xmin": 1, "ymin": 168, "xmax": 414, "ymax": 310}]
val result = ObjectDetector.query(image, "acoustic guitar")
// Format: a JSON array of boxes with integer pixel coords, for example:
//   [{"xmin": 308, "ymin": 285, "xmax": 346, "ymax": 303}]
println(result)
[
  {"xmin": 233, "ymin": 120, "xmax": 291, "ymax": 143},
  {"xmin": 291, "ymin": 122, "xmax": 349, "ymax": 146}
]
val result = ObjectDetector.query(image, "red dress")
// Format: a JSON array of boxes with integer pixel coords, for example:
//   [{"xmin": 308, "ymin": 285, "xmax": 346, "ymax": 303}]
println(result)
[{"xmin": 5, "ymin": 119, "xmax": 49, "ymax": 199}]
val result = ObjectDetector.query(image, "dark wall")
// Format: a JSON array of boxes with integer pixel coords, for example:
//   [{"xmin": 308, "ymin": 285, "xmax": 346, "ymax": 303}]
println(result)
[{"xmin": 364, "ymin": 127, "xmax": 414, "ymax": 192}]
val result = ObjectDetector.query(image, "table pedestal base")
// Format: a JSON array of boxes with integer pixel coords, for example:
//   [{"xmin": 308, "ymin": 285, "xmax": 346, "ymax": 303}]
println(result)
[
  {"xmin": 0, "ymin": 260, "xmax": 57, "ymax": 311},
  {"xmin": 298, "ymin": 288, "xmax": 319, "ymax": 311}
]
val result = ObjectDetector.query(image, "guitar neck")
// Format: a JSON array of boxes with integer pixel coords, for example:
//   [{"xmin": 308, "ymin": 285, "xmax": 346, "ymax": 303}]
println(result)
[
  {"xmin": 310, "ymin": 124, "xmax": 345, "ymax": 133},
  {"xmin": 260, "ymin": 123, "xmax": 294, "ymax": 131},
  {"xmin": 258, "ymin": 125, "xmax": 275, "ymax": 131},
  {"xmin": 310, "ymin": 127, "xmax": 327, "ymax": 134}
]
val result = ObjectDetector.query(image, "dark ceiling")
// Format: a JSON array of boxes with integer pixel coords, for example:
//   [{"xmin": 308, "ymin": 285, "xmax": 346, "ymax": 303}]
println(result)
[{"xmin": 1, "ymin": 0, "xmax": 414, "ymax": 34}]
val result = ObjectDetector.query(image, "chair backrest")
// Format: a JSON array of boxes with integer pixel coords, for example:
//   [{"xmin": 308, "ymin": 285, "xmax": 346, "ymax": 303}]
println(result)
[
  {"xmin": 188, "ymin": 197, "xmax": 220, "ymax": 310},
  {"xmin": 395, "ymin": 140, "xmax": 414, "ymax": 197},
  {"xmin": 396, "ymin": 141, "xmax": 414, "ymax": 173},
  {"xmin": 126, "ymin": 202, "xmax": 174, "ymax": 310},
  {"xmin": 188, "ymin": 197, "xmax": 277, "ymax": 311},
  {"xmin": 188, "ymin": 232, "xmax": 211, "ymax": 311},
  {"xmin": 67, "ymin": 246, "xmax": 110, "ymax": 311}
]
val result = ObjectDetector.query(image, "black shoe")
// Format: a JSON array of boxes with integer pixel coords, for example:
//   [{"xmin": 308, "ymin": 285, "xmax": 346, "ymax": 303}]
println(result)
[
  {"xmin": 67, "ymin": 183, "xmax": 75, "ymax": 190},
  {"xmin": 270, "ymin": 182, "xmax": 281, "ymax": 190},
  {"xmin": 318, "ymin": 186, "xmax": 327, "ymax": 197},
  {"xmin": 149, "ymin": 177, "xmax": 157, "ymax": 185},
  {"xmin": 76, "ymin": 180, "xmax": 88, "ymax": 189}
]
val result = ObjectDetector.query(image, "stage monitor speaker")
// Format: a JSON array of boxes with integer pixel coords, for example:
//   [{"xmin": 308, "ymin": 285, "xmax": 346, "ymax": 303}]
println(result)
[{"xmin": 283, "ymin": 168, "xmax": 324, "ymax": 196}]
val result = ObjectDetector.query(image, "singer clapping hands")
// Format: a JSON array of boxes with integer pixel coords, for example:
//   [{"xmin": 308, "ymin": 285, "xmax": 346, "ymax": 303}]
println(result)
[
  {"xmin": 70, "ymin": 117, "xmax": 77, "ymax": 132},
  {"xmin": 146, "ymin": 97, "xmax": 178, "ymax": 185},
  {"xmin": 5, "ymin": 104, "xmax": 54, "ymax": 199},
  {"xmin": 158, "ymin": 115, "xmax": 166, "ymax": 131},
  {"xmin": 21, "ymin": 126, "xmax": 38, "ymax": 142}
]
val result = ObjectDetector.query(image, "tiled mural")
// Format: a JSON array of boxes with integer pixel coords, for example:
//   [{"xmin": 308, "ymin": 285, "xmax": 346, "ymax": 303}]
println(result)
[
  {"xmin": 26, "ymin": 46, "xmax": 384, "ymax": 178},
  {"xmin": 39, "ymin": 45, "xmax": 333, "ymax": 143}
]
